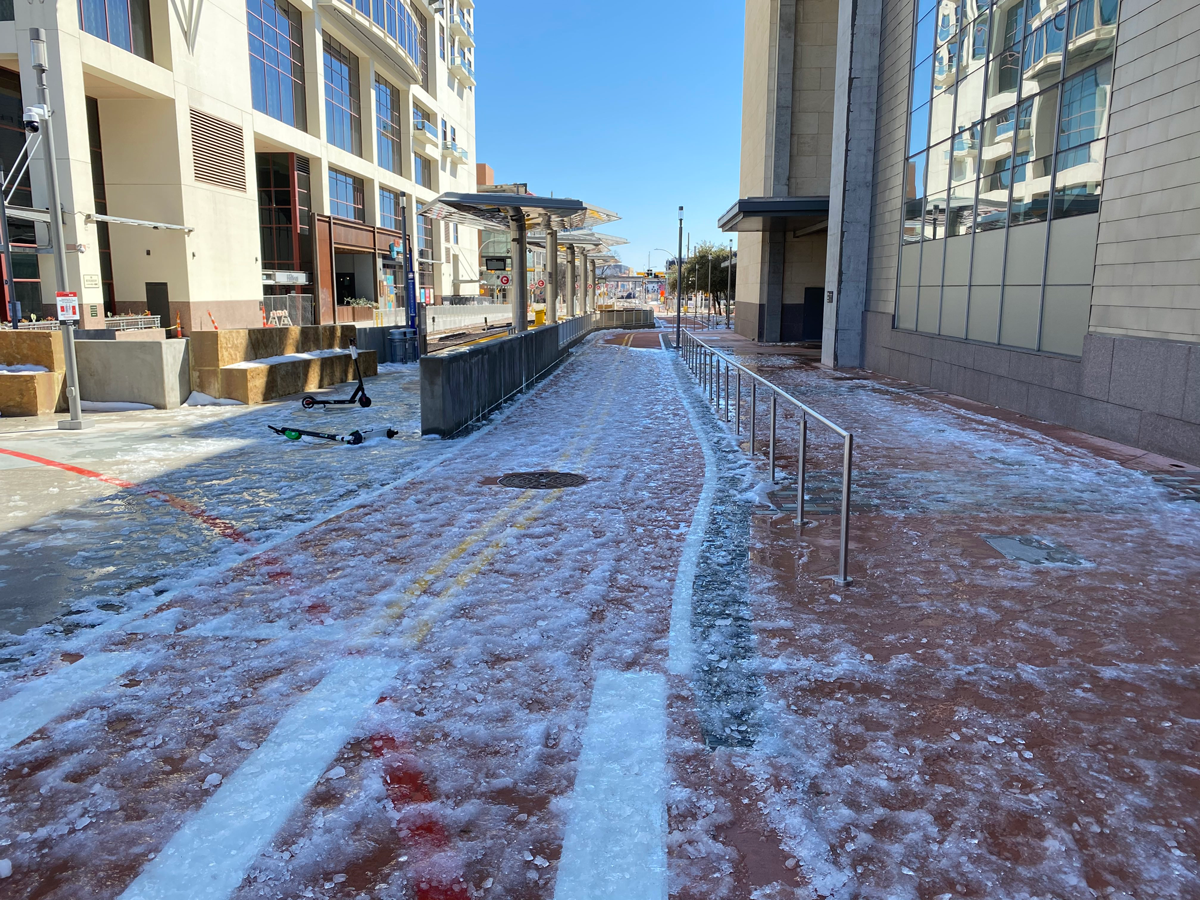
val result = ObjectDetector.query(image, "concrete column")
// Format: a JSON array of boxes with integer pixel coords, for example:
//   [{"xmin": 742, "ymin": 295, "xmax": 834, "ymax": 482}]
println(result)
[
  {"xmin": 822, "ymin": 0, "xmax": 882, "ymax": 368},
  {"xmin": 510, "ymin": 214, "xmax": 529, "ymax": 332},
  {"xmin": 546, "ymin": 227, "xmax": 558, "ymax": 324},
  {"xmin": 588, "ymin": 260, "xmax": 597, "ymax": 310},
  {"xmin": 579, "ymin": 250, "xmax": 589, "ymax": 313},
  {"xmin": 566, "ymin": 245, "xmax": 576, "ymax": 317}
]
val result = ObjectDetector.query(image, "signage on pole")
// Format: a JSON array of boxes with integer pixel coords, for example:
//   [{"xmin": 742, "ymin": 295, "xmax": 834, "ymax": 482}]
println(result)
[
  {"xmin": 499, "ymin": 274, "xmax": 511, "ymax": 287},
  {"xmin": 537, "ymin": 279, "xmax": 545, "ymax": 288},
  {"xmin": 56, "ymin": 291, "xmax": 79, "ymax": 321}
]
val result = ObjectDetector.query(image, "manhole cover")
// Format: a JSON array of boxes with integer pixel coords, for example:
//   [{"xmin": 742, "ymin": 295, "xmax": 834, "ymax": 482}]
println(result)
[
  {"xmin": 981, "ymin": 535, "xmax": 1084, "ymax": 566},
  {"xmin": 497, "ymin": 471, "xmax": 588, "ymax": 490}
]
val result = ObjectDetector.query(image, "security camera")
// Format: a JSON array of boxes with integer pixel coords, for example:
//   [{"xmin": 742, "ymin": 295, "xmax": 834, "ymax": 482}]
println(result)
[{"xmin": 22, "ymin": 107, "xmax": 39, "ymax": 133}]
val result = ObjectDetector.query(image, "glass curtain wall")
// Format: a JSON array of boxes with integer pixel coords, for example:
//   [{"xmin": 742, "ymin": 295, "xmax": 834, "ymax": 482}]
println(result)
[
  {"xmin": 79, "ymin": 0, "xmax": 152, "ymax": 60},
  {"xmin": 329, "ymin": 168, "xmax": 365, "ymax": 222},
  {"xmin": 897, "ymin": 0, "xmax": 1118, "ymax": 356}
]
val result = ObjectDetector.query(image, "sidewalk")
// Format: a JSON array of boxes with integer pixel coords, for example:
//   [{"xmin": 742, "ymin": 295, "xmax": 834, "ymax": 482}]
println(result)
[{"xmin": 0, "ymin": 330, "xmax": 1197, "ymax": 899}]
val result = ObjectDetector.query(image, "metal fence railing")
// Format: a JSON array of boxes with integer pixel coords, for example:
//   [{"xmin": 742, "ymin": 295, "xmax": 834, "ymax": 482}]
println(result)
[
  {"xmin": 557, "ymin": 312, "xmax": 596, "ymax": 349},
  {"xmin": 105, "ymin": 315, "xmax": 161, "ymax": 331},
  {"xmin": 681, "ymin": 329, "xmax": 855, "ymax": 584}
]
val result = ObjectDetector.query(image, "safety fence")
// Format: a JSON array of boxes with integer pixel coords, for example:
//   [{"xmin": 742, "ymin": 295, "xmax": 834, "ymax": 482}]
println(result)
[{"xmin": 680, "ymin": 330, "xmax": 855, "ymax": 584}]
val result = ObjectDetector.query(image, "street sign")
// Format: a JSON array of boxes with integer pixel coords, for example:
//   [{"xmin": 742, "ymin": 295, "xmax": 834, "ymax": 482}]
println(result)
[
  {"xmin": 537, "ymin": 279, "xmax": 545, "ymax": 288},
  {"xmin": 56, "ymin": 291, "xmax": 79, "ymax": 321},
  {"xmin": 485, "ymin": 257, "xmax": 509, "ymax": 272},
  {"xmin": 499, "ymin": 274, "xmax": 511, "ymax": 286}
]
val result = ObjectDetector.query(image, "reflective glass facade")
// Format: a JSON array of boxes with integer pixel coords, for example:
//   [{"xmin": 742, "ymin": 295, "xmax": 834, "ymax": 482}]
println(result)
[
  {"xmin": 898, "ymin": 0, "xmax": 1118, "ymax": 356},
  {"xmin": 79, "ymin": 0, "xmax": 152, "ymax": 60},
  {"xmin": 375, "ymin": 77, "xmax": 403, "ymax": 175}
]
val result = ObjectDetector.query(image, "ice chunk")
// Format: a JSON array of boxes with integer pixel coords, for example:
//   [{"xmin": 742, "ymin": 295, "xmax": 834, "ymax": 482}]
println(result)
[
  {"xmin": 203, "ymin": 772, "xmax": 222, "ymax": 788},
  {"xmin": 0, "ymin": 859, "xmax": 11, "ymax": 878},
  {"xmin": 324, "ymin": 766, "xmax": 346, "ymax": 780}
]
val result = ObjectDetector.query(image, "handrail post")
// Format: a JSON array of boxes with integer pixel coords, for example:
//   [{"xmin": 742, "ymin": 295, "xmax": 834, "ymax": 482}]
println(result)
[
  {"xmin": 724, "ymin": 362, "xmax": 730, "ymax": 421},
  {"xmin": 769, "ymin": 392, "xmax": 777, "ymax": 483},
  {"xmin": 749, "ymin": 381, "xmax": 756, "ymax": 453},
  {"xmin": 797, "ymin": 415, "xmax": 807, "ymax": 527},
  {"xmin": 735, "ymin": 371, "xmax": 741, "ymax": 433},
  {"xmin": 839, "ymin": 433, "xmax": 853, "ymax": 584}
]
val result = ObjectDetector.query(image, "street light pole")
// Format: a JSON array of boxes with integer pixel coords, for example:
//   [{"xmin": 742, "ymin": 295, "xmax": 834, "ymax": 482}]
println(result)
[
  {"xmin": 675, "ymin": 207, "xmax": 683, "ymax": 350},
  {"xmin": 30, "ymin": 29, "xmax": 88, "ymax": 430}
]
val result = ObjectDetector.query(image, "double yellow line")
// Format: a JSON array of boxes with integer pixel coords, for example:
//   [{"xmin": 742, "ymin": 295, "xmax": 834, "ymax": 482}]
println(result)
[{"xmin": 365, "ymin": 359, "xmax": 622, "ymax": 646}]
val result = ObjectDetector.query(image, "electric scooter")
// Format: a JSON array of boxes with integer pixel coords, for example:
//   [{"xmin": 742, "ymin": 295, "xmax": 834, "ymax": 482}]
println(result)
[
  {"xmin": 301, "ymin": 342, "xmax": 372, "ymax": 409},
  {"xmin": 269, "ymin": 425, "xmax": 399, "ymax": 445}
]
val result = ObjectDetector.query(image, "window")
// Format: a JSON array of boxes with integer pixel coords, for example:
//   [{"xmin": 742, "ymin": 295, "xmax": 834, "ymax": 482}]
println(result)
[
  {"xmin": 79, "ymin": 0, "xmax": 152, "ymax": 60},
  {"xmin": 416, "ymin": 216, "xmax": 433, "ymax": 260},
  {"xmin": 336, "ymin": 0, "xmax": 423, "ymax": 70},
  {"xmin": 257, "ymin": 153, "xmax": 298, "ymax": 271},
  {"xmin": 85, "ymin": 97, "xmax": 115, "ymax": 314},
  {"xmin": 414, "ymin": 153, "xmax": 432, "ymax": 188},
  {"xmin": 375, "ymin": 76, "xmax": 403, "ymax": 175},
  {"xmin": 0, "ymin": 68, "xmax": 39, "ymax": 317},
  {"xmin": 898, "ymin": 0, "xmax": 1119, "ymax": 355},
  {"xmin": 379, "ymin": 187, "xmax": 403, "ymax": 231},
  {"xmin": 452, "ymin": 223, "xmax": 458, "ymax": 244},
  {"xmin": 329, "ymin": 168, "xmax": 364, "ymax": 221},
  {"xmin": 439, "ymin": 23, "xmax": 445, "ymax": 60},
  {"xmin": 323, "ymin": 35, "xmax": 361, "ymax": 155},
  {"xmin": 248, "ymin": 0, "xmax": 306, "ymax": 130}
]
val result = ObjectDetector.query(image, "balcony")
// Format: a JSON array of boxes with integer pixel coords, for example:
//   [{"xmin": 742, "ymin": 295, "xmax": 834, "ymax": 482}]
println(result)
[
  {"xmin": 450, "ymin": 53, "xmax": 475, "ymax": 87},
  {"xmin": 413, "ymin": 117, "xmax": 439, "ymax": 148},
  {"xmin": 457, "ymin": 0, "xmax": 472, "ymax": 8},
  {"xmin": 441, "ymin": 140, "xmax": 470, "ymax": 164},
  {"xmin": 450, "ymin": 11, "xmax": 474, "ymax": 46}
]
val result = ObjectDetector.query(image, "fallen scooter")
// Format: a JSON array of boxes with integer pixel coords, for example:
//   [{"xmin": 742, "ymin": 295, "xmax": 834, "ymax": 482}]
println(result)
[
  {"xmin": 301, "ymin": 342, "xmax": 371, "ymax": 409},
  {"xmin": 269, "ymin": 425, "xmax": 399, "ymax": 445}
]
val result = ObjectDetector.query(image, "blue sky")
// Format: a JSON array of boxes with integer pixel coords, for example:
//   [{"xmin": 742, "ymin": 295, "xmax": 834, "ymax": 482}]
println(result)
[{"xmin": 472, "ymin": 1, "xmax": 745, "ymax": 272}]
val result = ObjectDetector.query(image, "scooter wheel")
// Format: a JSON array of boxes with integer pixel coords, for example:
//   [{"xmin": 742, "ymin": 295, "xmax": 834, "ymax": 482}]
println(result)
[
  {"xmin": 359, "ymin": 395, "xmax": 372, "ymax": 408},
  {"xmin": 301, "ymin": 396, "xmax": 316, "ymax": 410}
]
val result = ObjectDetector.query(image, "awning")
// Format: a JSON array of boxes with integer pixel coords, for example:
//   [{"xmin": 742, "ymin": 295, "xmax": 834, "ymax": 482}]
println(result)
[
  {"xmin": 418, "ymin": 193, "xmax": 618, "ymax": 231},
  {"xmin": 718, "ymin": 196, "xmax": 830, "ymax": 233}
]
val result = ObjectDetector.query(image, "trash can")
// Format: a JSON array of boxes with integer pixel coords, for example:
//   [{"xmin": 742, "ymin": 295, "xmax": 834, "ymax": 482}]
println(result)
[
  {"xmin": 388, "ymin": 329, "xmax": 408, "ymax": 364},
  {"xmin": 404, "ymin": 328, "xmax": 420, "ymax": 362}
]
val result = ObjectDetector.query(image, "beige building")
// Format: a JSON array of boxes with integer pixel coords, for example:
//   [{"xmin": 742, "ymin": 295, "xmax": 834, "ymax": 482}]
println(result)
[
  {"xmin": 727, "ymin": 0, "xmax": 1200, "ymax": 464},
  {"xmin": 0, "ymin": 0, "xmax": 478, "ymax": 333}
]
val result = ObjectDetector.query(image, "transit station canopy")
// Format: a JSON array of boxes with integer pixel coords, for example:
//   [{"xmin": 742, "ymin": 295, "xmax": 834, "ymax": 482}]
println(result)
[
  {"xmin": 717, "ymin": 196, "xmax": 830, "ymax": 233},
  {"xmin": 419, "ymin": 193, "xmax": 619, "ymax": 232},
  {"xmin": 528, "ymin": 229, "xmax": 629, "ymax": 250}
]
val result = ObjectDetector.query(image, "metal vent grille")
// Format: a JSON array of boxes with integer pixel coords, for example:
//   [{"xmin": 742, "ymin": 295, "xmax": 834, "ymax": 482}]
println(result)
[{"xmin": 190, "ymin": 108, "xmax": 246, "ymax": 191}]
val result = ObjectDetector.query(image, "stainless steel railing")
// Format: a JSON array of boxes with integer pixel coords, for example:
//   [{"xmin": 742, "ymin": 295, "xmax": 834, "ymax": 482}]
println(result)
[{"xmin": 681, "ymin": 330, "xmax": 855, "ymax": 584}]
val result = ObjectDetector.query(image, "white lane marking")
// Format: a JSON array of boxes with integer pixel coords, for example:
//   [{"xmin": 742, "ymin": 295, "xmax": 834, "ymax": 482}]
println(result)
[
  {"xmin": 0, "ymin": 652, "xmax": 146, "ymax": 749},
  {"xmin": 554, "ymin": 670, "xmax": 668, "ymax": 900},
  {"xmin": 118, "ymin": 656, "xmax": 398, "ymax": 900},
  {"xmin": 662, "ymin": 344, "xmax": 719, "ymax": 676}
]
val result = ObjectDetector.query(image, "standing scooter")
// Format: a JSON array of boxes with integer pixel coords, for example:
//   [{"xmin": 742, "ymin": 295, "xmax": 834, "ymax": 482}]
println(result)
[{"xmin": 301, "ymin": 341, "xmax": 372, "ymax": 409}]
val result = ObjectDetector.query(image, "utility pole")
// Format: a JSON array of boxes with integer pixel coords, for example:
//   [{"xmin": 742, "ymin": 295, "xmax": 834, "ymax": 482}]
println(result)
[
  {"xmin": 31, "ymin": 29, "xmax": 89, "ymax": 430},
  {"xmin": 675, "ymin": 207, "xmax": 683, "ymax": 350},
  {"xmin": 707, "ymin": 253, "xmax": 712, "ymax": 328}
]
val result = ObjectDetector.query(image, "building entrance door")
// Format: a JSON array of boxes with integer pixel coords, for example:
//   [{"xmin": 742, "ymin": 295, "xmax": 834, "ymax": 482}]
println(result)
[{"xmin": 146, "ymin": 282, "xmax": 169, "ymax": 324}]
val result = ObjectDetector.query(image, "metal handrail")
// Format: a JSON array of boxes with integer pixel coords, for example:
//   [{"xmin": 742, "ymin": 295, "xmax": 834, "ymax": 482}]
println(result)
[{"xmin": 681, "ymin": 329, "xmax": 854, "ymax": 584}]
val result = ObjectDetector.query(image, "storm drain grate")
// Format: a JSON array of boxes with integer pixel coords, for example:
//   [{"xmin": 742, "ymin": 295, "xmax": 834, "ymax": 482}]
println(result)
[
  {"xmin": 497, "ymin": 471, "xmax": 588, "ymax": 490},
  {"xmin": 982, "ymin": 535, "xmax": 1084, "ymax": 566}
]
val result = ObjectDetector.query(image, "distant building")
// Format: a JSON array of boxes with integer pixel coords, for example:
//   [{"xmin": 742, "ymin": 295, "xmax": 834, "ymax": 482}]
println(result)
[
  {"xmin": 0, "ymin": 0, "xmax": 479, "ymax": 330},
  {"xmin": 727, "ymin": 0, "xmax": 1200, "ymax": 463}
]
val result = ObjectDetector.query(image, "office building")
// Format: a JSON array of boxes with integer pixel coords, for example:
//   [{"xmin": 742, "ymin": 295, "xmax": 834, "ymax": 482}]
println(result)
[{"xmin": 726, "ymin": 0, "xmax": 1200, "ymax": 463}]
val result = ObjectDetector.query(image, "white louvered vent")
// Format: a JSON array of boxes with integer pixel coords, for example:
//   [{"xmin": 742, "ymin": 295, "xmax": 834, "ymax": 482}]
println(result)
[{"xmin": 190, "ymin": 108, "xmax": 246, "ymax": 192}]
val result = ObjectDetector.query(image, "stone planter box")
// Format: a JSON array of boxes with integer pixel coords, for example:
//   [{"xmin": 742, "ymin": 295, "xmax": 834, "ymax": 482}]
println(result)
[
  {"xmin": 0, "ymin": 329, "xmax": 66, "ymax": 416},
  {"xmin": 337, "ymin": 305, "xmax": 376, "ymax": 323}
]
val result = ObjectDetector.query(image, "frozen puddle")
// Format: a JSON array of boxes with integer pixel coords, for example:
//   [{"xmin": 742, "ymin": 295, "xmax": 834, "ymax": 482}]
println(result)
[
  {"xmin": 118, "ymin": 656, "xmax": 398, "ymax": 900},
  {"xmin": 554, "ymin": 670, "xmax": 668, "ymax": 900}
]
